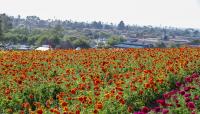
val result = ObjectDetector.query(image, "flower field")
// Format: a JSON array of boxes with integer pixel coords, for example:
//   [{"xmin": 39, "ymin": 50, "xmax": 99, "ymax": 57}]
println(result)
[{"xmin": 0, "ymin": 48, "xmax": 200, "ymax": 114}]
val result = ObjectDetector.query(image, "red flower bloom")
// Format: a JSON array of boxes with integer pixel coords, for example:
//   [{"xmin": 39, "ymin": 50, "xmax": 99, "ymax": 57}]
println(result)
[
  {"xmin": 36, "ymin": 109, "xmax": 43, "ymax": 114},
  {"xmin": 187, "ymin": 102, "xmax": 195, "ymax": 109},
  {"xmin": 194, "ymin": 95, "xmax": 199, "ymax": 100},
  {"xmin": 141, "ymin": 106, "xmax": 150, "ymax": 113},
  {"xmin": 176, "ymin": 82, "xmax": 181, "ymax": 87},
  {"xmin": 156, "ymin": 99, "xmax": 166, "ymax": 106},
  {"xmin": 179, "ymin": 91, "xmax": 185, "ymax": 95},
  {"xmin": 185, "ymin": 76, "xmax": 193, "ymax": 83},
  {"xmin": 162, "ymin": 109, "xmax": 169, "ymax": 114},
  {"xmin": 185, "ymin": 97, "xmax": 190, "ymax": 102},
  {"xmin": 62, "ymin": 102, "xmax": 68, "ymax": 107}
]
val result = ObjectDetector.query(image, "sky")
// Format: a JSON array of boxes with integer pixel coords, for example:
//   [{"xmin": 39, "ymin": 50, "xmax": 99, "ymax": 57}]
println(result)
[{"xmin": 0, "ymin": 0, "xmax": 200, "ymax": 28}]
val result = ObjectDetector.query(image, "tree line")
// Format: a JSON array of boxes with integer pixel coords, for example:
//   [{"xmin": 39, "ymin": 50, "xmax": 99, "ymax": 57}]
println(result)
[{"xmin": 0, "ymin": 13, "xmax": 200, "ymax": 49}]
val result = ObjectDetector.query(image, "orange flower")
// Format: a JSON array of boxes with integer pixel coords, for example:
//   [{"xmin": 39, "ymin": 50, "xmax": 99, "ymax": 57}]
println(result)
[
  {"xmin": 61, "ymin": 102, "xmax": 68, "ymax": 107},
  {"xmin": 36, "ymin": 109, "xmax": 43, "ymax": 114},
  {"xmin": 95, "ymin": 102, "xmax": 103, "ymax": 110}
]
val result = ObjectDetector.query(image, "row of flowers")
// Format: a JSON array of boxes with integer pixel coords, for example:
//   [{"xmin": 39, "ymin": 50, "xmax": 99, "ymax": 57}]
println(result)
[
  {"xmin": 0, "ymin": 48, "xmax": 199, "ymax": 113},
  {"xmin": 135, "ymin": 73, "xmax": 200, "ymax": 114}
]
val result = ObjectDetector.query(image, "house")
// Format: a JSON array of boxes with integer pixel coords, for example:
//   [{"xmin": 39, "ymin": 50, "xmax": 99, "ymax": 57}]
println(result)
[
  {"xmin": 169, "ymin": 39, "xmax": 190, "ymax": 44},
  {"xmin": 113, "ymin": 44, "xmax": 144, "ymax": 48},
  {"xmin": 114, "ymin": 42, "xmax": 153, "ymax": 48},
  {"xmin": 188, "ymin": 45, "xmax": 200, "ymax": 47},
  {"xmin": 17, "ymin": 45, "xmax": 31, "ymax": 50},
  {"xmin": 8, "ymin": 45, "xmax": 31, "ymax": 51}
]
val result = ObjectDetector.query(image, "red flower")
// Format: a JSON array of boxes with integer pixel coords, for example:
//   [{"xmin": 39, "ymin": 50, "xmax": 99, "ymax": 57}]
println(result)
[
  {"xmin": 179, "ymin": 91, "xmax": 185, "ymax": 95},
  {"xmin": 36, "ymin": 109, "xmax": 43, "ymax": 114},
  {"xmin": 176, "ymin": 104, "xmax": 181, "ymax": 107},
  {"xmin": 119, "ymin": 98, "xmax": 125, "ymax": 105},
  {"xmin": 141, "ymin": 106, "xmax": 150, "ymax": 113},
  {"xmin": 184, "ymin": 87, "xmax": 191, "ymax": 91},
  {"xmin": 187, "ymin": 102, "xmax": 195, "ymax": 109},
  {"xmin": 163, "ymin": 93, "xmax": 170, "ymax": 99},
  {"xmin": 185, "ymin": 97, "xmax": 190, "ymax": 102},
  {"xmin": 194, "ymin": 95, "xmax": 199, "ymax": 100},
  {"xmin": 154, "ymin": 107, "xmax": 161, "ymax": 112},
  {"xmin": 184, "ymin": 93, "xmax": 191, "ymax": 97},
  {"xmin": 29, "ymin": 94, "xmax": 34, "ymax": 99},
  {"xmin": 156, "ymin": 99, "xmax": 166, "ymax": 106},
  {"xmin": 70, "ymin": 88, "xmax": 77, "ymax": 94},
  {"xmin": 62, "ymin": 102, "xmax": 68, "ymax": 107},
  {"xmin": 185, "ymin": 76, "xmax": 193, "ymax": 83},
  {"xmin": 176, "ymin": 82, "xmax": 181, "ymax": 87},
  {"xmin": 162, "ymin": 109, "xmax": 169, "ymax": 114},
  {"xmin": 76, "ymin": 110, "xmax": 80, "ymax": 114}
]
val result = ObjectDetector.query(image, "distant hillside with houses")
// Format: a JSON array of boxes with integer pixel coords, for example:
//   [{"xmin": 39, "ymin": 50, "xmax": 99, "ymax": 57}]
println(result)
[{"xmin": 0, "ymin": 13, "xmax": 200, "ymax": 50}]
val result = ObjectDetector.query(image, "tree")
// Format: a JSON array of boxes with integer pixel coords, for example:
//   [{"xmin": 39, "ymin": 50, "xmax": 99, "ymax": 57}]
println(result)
[
  {"xmin": 0, "ymin": 19, "xmax": 3, "ymax": 42},
  {"xmin": 97, "ymin": 42, "xmax": 107, "ymax": 48},
  {"xmin": 155, "ymin": 41, "xmax": 166, "ymax": 48},
  {"xmin": 190, "ymin": 39, "xmax": 200, "ymax": 45},
  {"xmin": 91, "ymin": 21, "xmax": 103, "ymax": 29},
  {"xmin": 45, "ymin": 24, "xmax": 64, "ymax": 48},
  {"xmin": 117, "ymin": 21, "xmax": 125, "ymax": 30},
  {"xmin": 107, "ymin": 36, "xmax": 125, "ymax": 46},
  {"xmin": 73, "ymin": 38, "xmax": 90, "ymax": 48},
  {"xmin": 193, "ymin": 30, "xmax": 199, "ymax": 37},
  {"xmin": 0, "ymin": 13, "xmax": 12, "ymax": 32}
]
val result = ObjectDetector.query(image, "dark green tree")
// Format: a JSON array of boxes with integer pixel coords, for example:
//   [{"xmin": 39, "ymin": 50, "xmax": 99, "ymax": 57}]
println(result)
[
  {"xmin": 107, "ymin": 36, "xmax": 125, "ymax": 46},
  {"xmin": 0, "ymin": 19, "xmax": 3, "ymax": 42},
  {"xmin": 117, "ymin": 21, "xmax": 125, "ymax": 30},
  {"xmin": 73, "ymin": 38, "xmax": 90, "ymax": 48},
  {"xmin": 0, "ymin": 13, "xmax": 12, "ymax": 32}
]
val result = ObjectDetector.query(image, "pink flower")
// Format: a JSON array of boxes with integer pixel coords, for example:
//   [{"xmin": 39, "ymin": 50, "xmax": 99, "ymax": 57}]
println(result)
[
  {"xmin": 187, "ymin": 102, "xmax": 195, "ymax": 109},
  {"xmin": 134, "ymin": 112, "xmax": 145, "ymax": 114},
  {"xmin": 170, "ymin": 90, "xmax": 178, "ymax": 95},
  {"xmin": 185, "ymin": 76, "xmax": 193, "ymax": 83},
  {"xmin": 154, "ymin": 107, "xmax": 161, "ymax": 112},
  {"xmin": 179, "ymin": 91, "xmax": 185, "ymax": 95},
  {"xmin": 141, "ymin": 106, "xmax": 150, "ymax": 113},
  {"xmin": 185, "ymin": 97, "xmax": 190, "ymax": 102},
  {"xmin": 184, "ymin": 93, "xmax": 191, "ymax": 97},
  {"xmin": 191, "ymin": 73, "xmax": 199, "ymax": 78},
  {"xmin": 156, "ymin": 99, "xmax": 166, "ymax": 106},
  {"xmin": 184, "ymin": 87, "xmax": 191, "ymax": 91},
  {"xmin": 175, "ymin": 99, "xmax": 179, "ymax": 103},
  {"xmin": 163, "ymin": 93, "xmax": 170, "ymax": 99},
  {"xmin": 162, "ymin": 109, "xmax": 169, "ymax": 114},
  {"xmin": 194, "ymin": 95, "xmax": 199, "ymax": 100},
  {"xmin": 176, "ymin": 82, "xmax": 181, "ymax": 87}
]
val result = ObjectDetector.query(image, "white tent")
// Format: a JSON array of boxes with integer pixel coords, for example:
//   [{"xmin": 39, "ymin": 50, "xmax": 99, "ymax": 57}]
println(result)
[
  {"xmin": 35, "ymin": 47, "xmax": 50, "ymax": 51},
  {"xmin": 75, "ymin": 47, "xmax": 81, "ymax": 50}
]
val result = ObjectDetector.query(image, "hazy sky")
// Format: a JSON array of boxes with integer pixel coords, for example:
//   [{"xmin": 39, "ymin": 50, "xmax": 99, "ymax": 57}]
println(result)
[{"xmin": 0, "ymin": 0, "xmax": 200, "ymax": 28}]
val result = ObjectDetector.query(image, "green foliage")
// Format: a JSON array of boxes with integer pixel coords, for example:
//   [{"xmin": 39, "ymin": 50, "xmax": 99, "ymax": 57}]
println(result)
[
  {"xmin": 155, "ymin": 41, "xmax": 167, "ymax": 48},
  {"xmin": 190, "ymin": 39, "xmax": 200, "ymax": 45},
  {"xmin": 0, "ymin": 19, "xmax": 3, "ymax": 42},
  {"xmin": 107, "ymin": 36, "xmax": 125, "ymax": 46},
  {"xmin": 0, "ymin": 13, "xmax": 12, "ymax": 32},
  {"xmin": 73, "ymin": 38, "xmax": 91, "ymax": 48}
]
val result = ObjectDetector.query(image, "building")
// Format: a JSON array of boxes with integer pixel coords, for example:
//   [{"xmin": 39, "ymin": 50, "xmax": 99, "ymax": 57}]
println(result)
[
  {"xmin": 169, "ymin": 39, "xmax": 190, "ymax": 44},
  {"xmin": 114, "ymin": 41, "xmax": 154, "ymax": 48}
]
